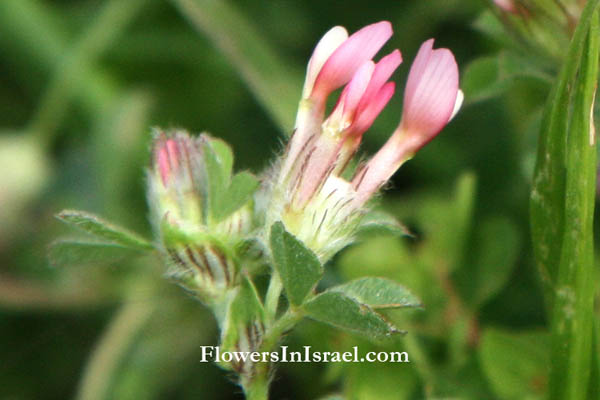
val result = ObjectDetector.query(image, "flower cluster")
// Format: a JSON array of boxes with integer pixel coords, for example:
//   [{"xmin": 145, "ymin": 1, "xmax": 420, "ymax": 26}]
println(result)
[
  {"xmin": 265, "ymin": 21, "xmax": 462, "ymax": 261},
  {"xmin": 147, "ymin": 20, "xmax": 461, "ymax": 289}
]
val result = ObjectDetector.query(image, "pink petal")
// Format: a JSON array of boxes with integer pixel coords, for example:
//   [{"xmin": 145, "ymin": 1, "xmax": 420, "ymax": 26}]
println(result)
[
  {"xmin": 356, "ymin": 50, "xmax": 402, "ymax": 114},
  {"xmin": 157, "ymin": 139, "xmax": 179, "ymax": 186},
  {"xmin": 350, "ymin": 82, "xmax": 396, "ymax": 136},
  {"xmin": 157, "ymin": 146, "xmax": 171, "ymax": 186},
  {"xmin": 401, "ymin": 39, "xmax": 459, "ymax": 142},
  {"xmin": 342, "ymin": 61, "xmax": 375, "ymax": 121},
  {"xmin": 312, "ymin": 21, "xmax": 392, "ymax": 101},
  {"xmin": 402, "ymin": 39, "xmax": 434, "ymax": 112},
  {"xmin": 303, "ymin": 26, "xmax": 349, "ymax": 98}
]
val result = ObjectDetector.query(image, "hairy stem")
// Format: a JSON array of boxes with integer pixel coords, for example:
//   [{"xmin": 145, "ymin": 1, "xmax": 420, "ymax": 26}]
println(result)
[
  {"xmin": 241, "ymin": 308, "xmax": 304, "ymax": 400},
  {"xmin": 264, "ymin": 272, "xmax": 283, "ymax": 325}
]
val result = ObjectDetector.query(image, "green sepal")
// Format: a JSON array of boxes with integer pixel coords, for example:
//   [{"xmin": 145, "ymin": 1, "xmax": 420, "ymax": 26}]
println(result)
[{"xmin": 218, "ymin": 276, "xmax": 265, "ymax": 372}]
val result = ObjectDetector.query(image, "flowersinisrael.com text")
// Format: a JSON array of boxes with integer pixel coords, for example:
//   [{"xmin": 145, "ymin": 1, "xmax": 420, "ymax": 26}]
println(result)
[{"xmin": 200, "ymin": 346, "xmax": 409, "ymax": 364}]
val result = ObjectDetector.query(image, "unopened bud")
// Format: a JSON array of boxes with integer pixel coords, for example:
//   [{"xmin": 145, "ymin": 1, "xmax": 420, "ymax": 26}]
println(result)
[{"xmin": 148, "ymin": 129, "xmax": 254, "ymax": 299}]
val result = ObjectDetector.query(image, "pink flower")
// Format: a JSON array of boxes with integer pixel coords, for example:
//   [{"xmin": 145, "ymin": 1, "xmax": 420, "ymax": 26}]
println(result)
[
  {"xmin": 353, "ymin": 39, "xmax": 462, "ymax": 204},
  {"xmin": 281, "ymin": 22, "xmax": 400, "ymax": 208},
  {"xmin": 305, "ymin": 21, "xmax": 393, "ymax": 103},
  {"xmin": 281, "ymin": 22, "xmax": 394, "ymax": 184},
  {"xmin": 271, "ymin": 26, "xmax": 461, "ymax": 259}
]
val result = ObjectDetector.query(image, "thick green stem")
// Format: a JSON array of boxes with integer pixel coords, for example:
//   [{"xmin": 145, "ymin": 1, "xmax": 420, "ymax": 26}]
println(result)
[
  {"xmin": 242, "ymin": 373, "xmax": 270, "ymax": 400},
  {"xmin": 240, "ymin": 309, "xmax": 303, "ymax": 400}
]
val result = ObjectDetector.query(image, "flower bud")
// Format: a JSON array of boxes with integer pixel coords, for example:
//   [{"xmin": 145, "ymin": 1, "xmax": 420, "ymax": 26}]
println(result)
[{"xmin": 148, "ymin": 130, "xmax": 253, "ymax": 299}]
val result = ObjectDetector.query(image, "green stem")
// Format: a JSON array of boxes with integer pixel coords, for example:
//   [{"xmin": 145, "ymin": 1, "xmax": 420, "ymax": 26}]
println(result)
[
  {"xmin": 264, "ymin": 272, "xmax": 282, "ymax": 325},
  {"xmin": 241, "ymin": 309, "xmax": 303, "ymax": 400},
  {"xmin": 242, "ymin": 373, "xmax": 270, "ymax": 400}
]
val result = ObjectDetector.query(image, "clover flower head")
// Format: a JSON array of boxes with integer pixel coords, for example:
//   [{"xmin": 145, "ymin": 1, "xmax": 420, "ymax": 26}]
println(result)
[{"xmin": 267, "ymin": 22, "xmax": 462, "ymax": 261}]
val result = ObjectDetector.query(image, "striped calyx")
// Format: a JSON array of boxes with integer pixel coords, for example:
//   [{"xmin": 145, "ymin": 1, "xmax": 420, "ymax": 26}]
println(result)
[{"xmin": 147, "ymin": 129, "xmax": 255, "ymax": 299}]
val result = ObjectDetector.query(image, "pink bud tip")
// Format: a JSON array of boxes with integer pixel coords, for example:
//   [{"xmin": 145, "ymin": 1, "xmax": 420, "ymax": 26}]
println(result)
[
  {"xmin": 312, "ymin": 21, "xmax": 393, "ymax": 102},
  {"xmin": 400, "ymin": 39, "xmax": 459, "ymax": 145},
  {"xmin": 156, "ymin": 139, "xmax": 179, "ymax": 186}
]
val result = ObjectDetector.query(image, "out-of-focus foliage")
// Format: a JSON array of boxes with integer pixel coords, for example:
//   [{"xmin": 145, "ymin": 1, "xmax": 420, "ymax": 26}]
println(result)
[{"xmin": 0, "ymin": 0, "xmax": 597, "ymax": 399}]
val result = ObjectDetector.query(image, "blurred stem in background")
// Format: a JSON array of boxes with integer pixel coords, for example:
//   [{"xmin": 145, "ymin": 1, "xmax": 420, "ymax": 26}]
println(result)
[
  {"xmin": 530, "ymin": 0, "xmax": 600, "ymax": 398},
  {"xmin": 172, "ymin": 0, "xmax": 302, "ymax": 134},
  {"xmin": 26, "ymin": 0, "xmax": 148, "ymax": 147},
  {"xmin": 75, "ymin": 287, "xmax": 156, "ymax": 400}
]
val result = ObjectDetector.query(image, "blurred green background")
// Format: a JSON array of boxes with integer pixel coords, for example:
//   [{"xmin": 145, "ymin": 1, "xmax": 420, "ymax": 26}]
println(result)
[{"xmin": 0, "ymin": 0, "xmax": 567, "ymax": 398}]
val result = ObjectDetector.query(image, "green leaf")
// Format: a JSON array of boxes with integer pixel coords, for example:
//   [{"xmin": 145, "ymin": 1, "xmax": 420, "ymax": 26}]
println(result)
[
  {"xmin": 528, "ymin": 2, "xmax": 600, "ymax": 398},
  {"xmin": 203, "ymin": 137, "xmax": 230, "ymax": 212},
  {"xmin": 548, "ymin": 9, "xmax": 599, "ymax": 400},
  {"xmin": 479, "ymin": 328, "xmax": 549, "ymax": 399},
  {"xmin": 589, "ymin": 321, "xmax": 600, "ymax": 398},
  {"xmin": 56, "ymin": 210, "xmax": 153, "ymax": 250},
  {"xmin": 330, "ymin": 277, "xmax": 421, "ymax": 309},
  {"xmin": 202, "ymin": 137, "xmax": 258, "ymax": 222},
  {"xmin": 48, "ymin": 239, "xmax": 143, "ymax": 267},
  {"xmin": 357, "ymin": 210, "xmax": 412, "ymax": 238},
  {"xmin": 173, "ymin": 0, "xmax": 302, "ymax": 134},
  {"xmin": 462, "ymin": 53, "xmax": 550, "ymax": 104},
  {"xmin": 530, "ymin": 0, "xmax": 600, "ymax": 298},
  {"xmin": 213, "ymin": 171, "xmax": 258, "ymax": 221},
  {"xmin": 206, "ymin": 136, "xmax": 233, "ymax": 180},
  {"xmin": 270, "ymin": 222, "xmax": 323, "ymax": 306},
  {"xmin": 303, "ymin": 291, "xmax": 400, "ymax": 339},
  {"xmin": 455, "ymin": 216, "xmax": 520, "ymax": 309},
  {"xmin": 427, "ymin": 171, "xmax": 476, "ymax": 273}
]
